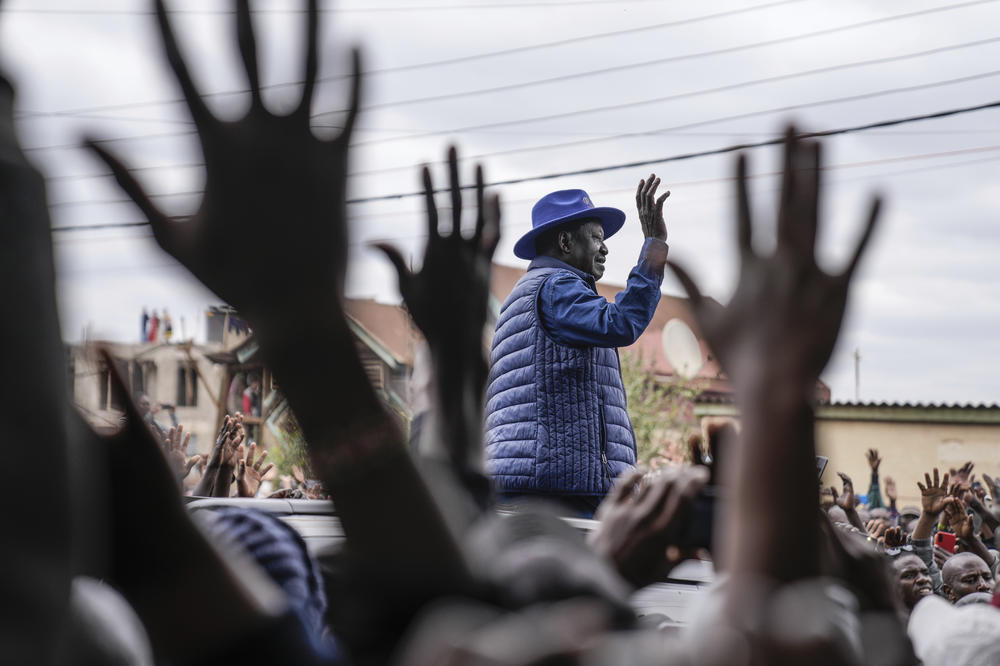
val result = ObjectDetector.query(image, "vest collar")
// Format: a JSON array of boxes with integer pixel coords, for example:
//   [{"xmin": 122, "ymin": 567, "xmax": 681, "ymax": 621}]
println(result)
[{"xmin": 527, "ymin": 255, "xmax": 597, "ymax": 289}]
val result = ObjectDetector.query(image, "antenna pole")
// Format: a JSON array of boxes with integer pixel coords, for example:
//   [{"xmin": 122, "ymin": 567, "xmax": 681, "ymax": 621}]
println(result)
[{"xmin": 854, "ymin": 348, "xmax": 862, "ymax": 402}]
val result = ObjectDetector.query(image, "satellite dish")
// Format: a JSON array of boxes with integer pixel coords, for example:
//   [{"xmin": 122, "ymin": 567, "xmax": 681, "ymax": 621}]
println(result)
[{"xmin": 662, "ymin": 318, "xmax": 704, "ymax": 379}]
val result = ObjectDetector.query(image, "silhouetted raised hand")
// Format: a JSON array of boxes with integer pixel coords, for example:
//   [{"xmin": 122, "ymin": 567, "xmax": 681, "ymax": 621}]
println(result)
[
  {"xmin": 0, "ymin": 64, "xmax": 74, "ymax": 664},
  {"xmin": 668, "ymin": 127, "xmax": 881, "ymax": 393},
  {"xmin": 88, "ymin": 0, "xmax": 359, "ymax": 322},
  {"xmin": 375, "ymin": 147, "xmax": 500, "ymax": 475},
  {"xmin": 666, "ymin": 126, "xmax": 882, "ymax": 589}
]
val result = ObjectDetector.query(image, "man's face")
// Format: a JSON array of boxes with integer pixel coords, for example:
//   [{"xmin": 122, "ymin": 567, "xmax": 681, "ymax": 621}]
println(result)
[
  {"xmin": 138, "ymin": 394, "xmax": 151, "ymax": 415},
  {"xmin": 564, "ymin": 220, "xmax": 608, "ymax": 280},
  {"xmin": 899, "ymin": 514, "xmax": 919, "ymax": 534},
  {"xmin": 893, "ymin": 554, "xmax": 933, "ymax": 609},
  {"xmin": 944, "ymin": 554, "xmax": 994, "ymax": 602}
]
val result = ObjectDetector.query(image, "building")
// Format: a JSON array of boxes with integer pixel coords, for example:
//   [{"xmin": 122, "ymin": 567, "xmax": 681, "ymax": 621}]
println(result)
[
  {"xmin": 695, "ymin": 400, "xmax": 1000, "ymax": 507},
  {"xmin": 69, "ymin": 340, "xmax": 230, "ymax": 455},
  {"xmin": 70, "ymin": 300, "xmax": 420, "ymax": 458}
]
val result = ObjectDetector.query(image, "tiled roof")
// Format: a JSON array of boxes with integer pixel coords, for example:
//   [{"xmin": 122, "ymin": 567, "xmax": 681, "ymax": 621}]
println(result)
[
  {"xmin": 827, "ymin": 401, "xmax": 1000, "ymax": 410},
  {"xmin": 344, "ymin": 298, "xmax": 419, "ymax": 366},
  {"xmin": 696, "ymin": 396, "xmax": 997, "ymax": 410}
]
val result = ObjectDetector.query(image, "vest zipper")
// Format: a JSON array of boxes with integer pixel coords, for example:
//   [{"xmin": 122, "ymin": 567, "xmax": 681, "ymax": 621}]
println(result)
[{"xmin": 599, "ymin": 402, "xmax": 611, "ymax": 486}]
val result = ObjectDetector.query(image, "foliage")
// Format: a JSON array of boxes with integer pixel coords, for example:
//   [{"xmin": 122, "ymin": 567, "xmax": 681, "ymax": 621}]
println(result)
[
  {"xmin": 267, "ymin": 405, "xmax": 314, "ymax": 480},
  {"xmin": 620, "ymin": 350, "xmax": 702, "ymax": 466}
]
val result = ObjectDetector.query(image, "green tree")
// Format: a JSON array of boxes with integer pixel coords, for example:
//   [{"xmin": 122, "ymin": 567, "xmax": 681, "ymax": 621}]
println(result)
[
  {"xmin": 620, "ymin": 350, "xmax": 702, "ymax": 465},
  {"xmin": 266, "ymin": 403, "xmax": 313, "ymax": 480}
]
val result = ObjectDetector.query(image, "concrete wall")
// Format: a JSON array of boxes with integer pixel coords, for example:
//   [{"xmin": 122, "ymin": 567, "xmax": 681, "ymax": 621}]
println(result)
[
  {"xmin": 695, "ymin": 403, "xmax": 1000, "ymax": 508},
  {"xmin": 816, "ymin": 417, "xmax": 1000, "ymax": 508},
  {"xmin": 70, "ymin": 342, "xmax": 228, "ymax": 457}
]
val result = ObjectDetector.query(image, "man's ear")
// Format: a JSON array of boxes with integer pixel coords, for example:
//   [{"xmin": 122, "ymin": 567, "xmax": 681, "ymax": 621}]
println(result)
[
  {"xmin": 556, "ymin": 229, "xmax": 573, "ymax": 254},
  {"xmin": 941, "ymin": 583, "xmax": 954, "ymax": 602}
]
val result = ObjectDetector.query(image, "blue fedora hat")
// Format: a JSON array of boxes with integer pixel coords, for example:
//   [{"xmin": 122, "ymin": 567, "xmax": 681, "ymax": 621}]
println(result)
[{"xmin": 513, "ymin": 189, "xmax": 626, "ymax": 260}]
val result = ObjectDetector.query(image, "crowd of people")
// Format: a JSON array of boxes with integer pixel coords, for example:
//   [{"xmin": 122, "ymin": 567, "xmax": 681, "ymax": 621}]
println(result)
[{"xmin": 4, "ymin": 1, "xmax": 999, "ymax": 664}]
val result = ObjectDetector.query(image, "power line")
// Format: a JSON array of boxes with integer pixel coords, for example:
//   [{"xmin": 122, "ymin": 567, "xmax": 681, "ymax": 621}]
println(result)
[
  {"xmin": 313, "ymin": 34, "xmax": 1000, "ymax": 116},
  {"xmin": 14, "ymin": 0, "xmax": 810, "ymax": 121},
  {"xmin": 45, "ymin": 97, "xmax": 1000, "ymax": 218},
  {"xmin": 22, "ymin": 39, "xmax": 1000, "ymax": 158},
  {"xmin": 347, "ymin": 35, "xmax": 1000, "ymax": 146},
  {"xmin": 18, "ymin": 1, "xmax": 1000, "ymax": 156},
  {"xmin": 40, "ymin": 127, "xmax": 1000, "ymax": 185},
  {"xmin": 347, "ymin": 98, "xmax": 1000, "ymax": 201},
  {"xmin": 48, "ymin": 147, "xmax": 1000, "ymax": 247},
  {"xmin": 53, "ymin": 33, "xmax": 1000, "ymax": 136},
  {"xmin": 4, "ymin": 0, "xmax": 676, "ymax": 15},
  {"xmin": 23, "ymin": 130, "xmax": 199, "ymax": 154},
  {"xmin": 345, "ymin": 68, "xmax": 1000, "ymax": 176},
  {"xmin": 38, "ymin": 70, "xmax": 1000, "ymax": 208}
]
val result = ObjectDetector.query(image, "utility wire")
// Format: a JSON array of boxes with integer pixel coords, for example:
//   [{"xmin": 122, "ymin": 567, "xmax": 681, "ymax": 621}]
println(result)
[
  {"xmin": 40, "ymin": 128, "xmax": 1000, "ymax": 185},
  {"xmin": 347, "ymin": 98, "xmax": 1000, "ymax": 201},
  {"xmin": 316, "ymin": 34, "xmax": 1000, "ymax": 115},
  {"xmin": 25, "ymin": 30, "xmax": 1000, "ymax": 146},
  {"xmin": 22, "ymin": 0, "xmax": 1000, "ymax": 133},
  {"xmin": 45, "ymin": 96, "xmax": 1000, "ymax": 217},
  {"xmin": 22, "ymin": 35, "xmax": 1000, "ymax": 157},
  {"xmin": 15, "ymin": 0, "xmax": 809, "ymax": 120},
  {"xmin": 48, "ymin": 146, "xmax": 1000, "ymax": 243},
  {"xmin": 348, "ymin": 37, "xmax": 1000, "ymax": 146},
  {"xmin": 5, "ymin": 0, "xmax": 680, "ymax": 15},
  {"xmin": 346, "ymin": 68, "xmax": 1000, "ymax": 176}
]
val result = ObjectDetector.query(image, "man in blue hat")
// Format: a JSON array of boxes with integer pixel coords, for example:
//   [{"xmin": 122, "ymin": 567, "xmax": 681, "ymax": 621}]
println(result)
[{"xmin": 485, "ymin": 175, "xmax": 670, "ymax": 517}]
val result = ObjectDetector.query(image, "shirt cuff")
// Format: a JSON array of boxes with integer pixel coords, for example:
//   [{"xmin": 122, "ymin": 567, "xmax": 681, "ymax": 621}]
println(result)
[{"xmin": 635, "ymin": 237, "xmax": 669, "ymax": 281}]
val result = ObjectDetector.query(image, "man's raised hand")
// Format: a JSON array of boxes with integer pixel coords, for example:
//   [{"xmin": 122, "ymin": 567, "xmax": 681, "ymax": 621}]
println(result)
[
  {"xmin": 86, "ymin": 0, "xmax": 360, "ymax": 323},
  {"xmin": 163, "ymin": 424, "xmax": 200, "ymax": 482},
  {"xmin": 193, "ymin": 413, "xmax": 245, "ymax": 496},
  {"xmin": 949, "ymin": 461, "xmax": 975, "ymax": 492},
  {"xmin": 236, "ymin": 441, "xmax": 275, "ymax": 498},
  {"xmin": 883, "ymin": 526, "xmax": 906, "ymax": 550},
  {"xmin": 635, "ymin": 173, "xmax": 669, "ymax": 242},
  {"xmin": 866, "ymin": 448, "xmax": 881, "ymax": 472},
  {"xmin": 830, "ymin": 471, "xmax": 857, "ymax": 512},
  {"xmin": 885, "ymin": 476, "xmax": 897, "ymax": 503},
  {"xmin": 917, "ymin": 468, "xmax": 954, "ymax": 517}
]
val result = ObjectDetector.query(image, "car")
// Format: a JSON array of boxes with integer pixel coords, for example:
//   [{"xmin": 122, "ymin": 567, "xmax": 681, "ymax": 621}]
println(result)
[{"xmin": 186, "ymin": 497, "xmax": 712, "ymax": 627}]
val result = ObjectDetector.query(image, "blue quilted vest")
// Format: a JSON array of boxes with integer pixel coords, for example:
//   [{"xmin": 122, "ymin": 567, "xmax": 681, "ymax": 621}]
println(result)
[{"xmin": 485, "ymin": 267, "xmax": 637, "ymax": 496}]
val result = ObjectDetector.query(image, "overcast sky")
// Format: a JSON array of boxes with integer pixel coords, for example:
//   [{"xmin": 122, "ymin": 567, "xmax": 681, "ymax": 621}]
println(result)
[{"xmin": 2, "ymin": 0, "xmax": 999, "ymax": 404}]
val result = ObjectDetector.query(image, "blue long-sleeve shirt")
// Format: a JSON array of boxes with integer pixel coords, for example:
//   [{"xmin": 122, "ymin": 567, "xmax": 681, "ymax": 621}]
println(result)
[{"xmin": 533, "ymin": 237, "xmax": 669, "ymax": 347}]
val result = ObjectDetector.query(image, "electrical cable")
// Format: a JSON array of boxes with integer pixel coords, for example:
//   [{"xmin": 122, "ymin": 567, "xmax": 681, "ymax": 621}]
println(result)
[
  {"xmin": 4, "ymin": 0, "xmax": 692, "ymax": 15},
  {"xmin": 344, "ymin": 69, "xmax": 1000, "ymax": 176},
  {"xmin": 346, "ymin": 97, "xmax": 1000, "ymax": 201},
  {"xmin": 312, "ymin": 34, "xmax": 1000, "ymax": 116},
  {"xmin": 49, "ymin": 148, "xmax": 1000, "ymax": 250},
  {"xmin": 22, "ymin": 54, "xmax": 1000, "ymax": 159},
  {"xmin": 45, "ymin": 96, "xmax": 1000, "ymax": 220},
  {"xmin": 14, "ymin": 0, "xmax": 810, "ymax": 120}
]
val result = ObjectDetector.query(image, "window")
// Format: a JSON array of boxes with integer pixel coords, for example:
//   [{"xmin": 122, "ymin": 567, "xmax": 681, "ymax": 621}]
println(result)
[
  {"xmin": 176, "ymin": 363, "xmax": 198, "ymax": 407},
  {"xmin": 97, "ymin": 358, "xmax": 127, "ymax": 411},
  {"xmin": 129, "ymin": 359, "xmax": 157, "ymax": 398}
]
